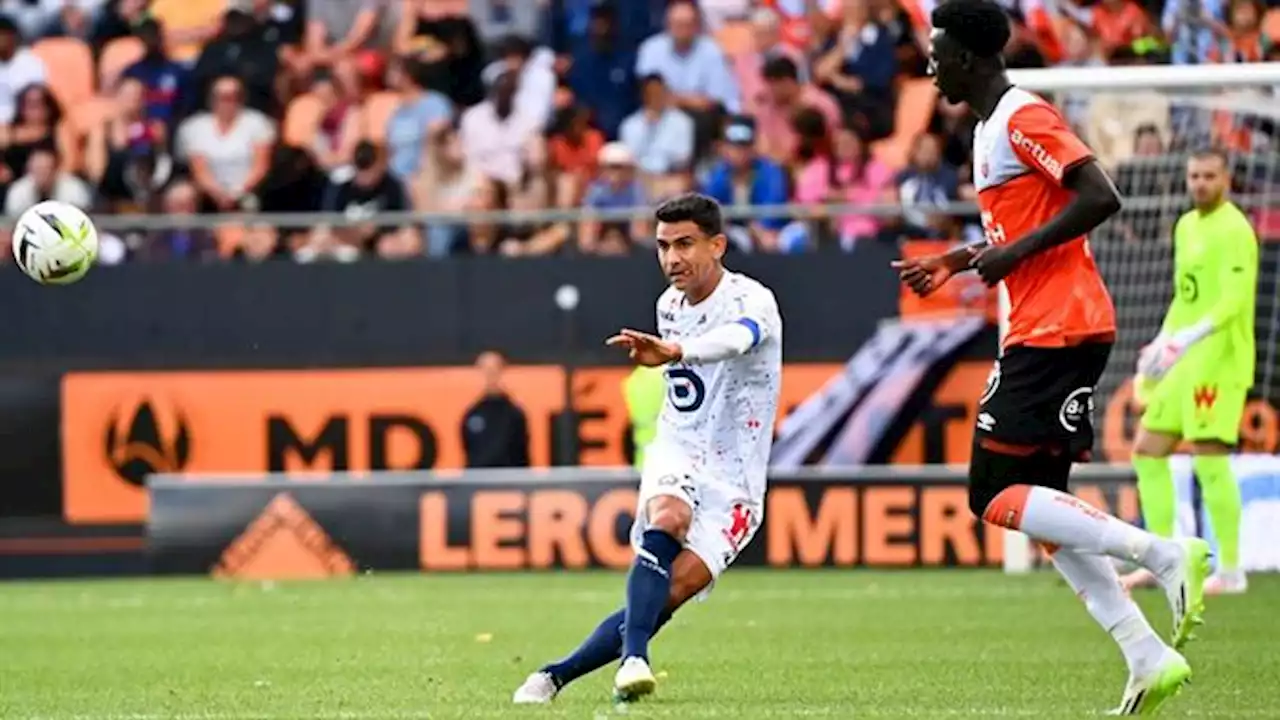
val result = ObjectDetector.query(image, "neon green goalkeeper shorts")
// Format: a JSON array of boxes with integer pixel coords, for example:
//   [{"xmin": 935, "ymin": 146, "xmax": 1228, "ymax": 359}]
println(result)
[{"xmin": 1140, "ymin": 368, "xmax": 1247, "ymax": 444}]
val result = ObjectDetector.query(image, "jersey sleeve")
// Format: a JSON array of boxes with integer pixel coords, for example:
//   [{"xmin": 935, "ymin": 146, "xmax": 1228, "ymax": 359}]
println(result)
[
  {"xmin": 733, "ymin": 285, "xmax": 782, "ymax": 350},
  {"xmin": 1005, "ymin": 103, "xmax": 1094, "ymax": 187},
  {"xmin": 1205, "ymin": 212, "xmax": 1259, "ymax": 330}
]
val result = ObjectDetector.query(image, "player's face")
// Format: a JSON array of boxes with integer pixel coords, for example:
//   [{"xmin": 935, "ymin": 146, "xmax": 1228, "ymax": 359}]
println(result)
[
  {"xmin": 655, "ymin": 220, "xmax": 725, "ymax": 292},
  {"xmin": 928, "ymin": 31, "xmax": 970, "ymax": 105},
  {"xmin": 1186, "ymin": 155, "xmax": 1228, "ymax": 208}
]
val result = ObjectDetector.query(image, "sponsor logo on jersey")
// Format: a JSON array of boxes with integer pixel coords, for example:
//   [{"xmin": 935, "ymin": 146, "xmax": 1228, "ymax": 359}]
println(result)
[
  {"xmin": 1010, "ymin": 128, "xmax": 1064, "ymax": 181},
  {"xmin": 1193, "ymin": 384, "xmax": 1219, "ymax": 411}
]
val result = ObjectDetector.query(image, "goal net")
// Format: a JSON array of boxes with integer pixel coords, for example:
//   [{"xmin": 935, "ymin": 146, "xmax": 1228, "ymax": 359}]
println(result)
[{"xmin": 999, "ymin": 62, "xmax": 1280, "ymax": 573}]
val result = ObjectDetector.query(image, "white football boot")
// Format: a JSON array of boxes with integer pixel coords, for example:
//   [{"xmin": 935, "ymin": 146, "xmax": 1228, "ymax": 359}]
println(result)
[
  {"xmin": 512, "ymin": 671, "xmax": 558, "ymax": 704},
  {"xmin": 614, "ymin": 656, "xmax": 657, "ymax": 701},
  {"xmin": 1108, "ymin": 649, "xmax": 1192, "ymax": 716},
  {"xmin": 1153, "ymin": 538, "xmax": 1212, "ymax": 650}
]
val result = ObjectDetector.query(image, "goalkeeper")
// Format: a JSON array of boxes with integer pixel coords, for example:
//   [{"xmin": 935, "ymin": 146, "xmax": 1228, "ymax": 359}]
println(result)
[{"xmin": 1122, "ymin": 149, "xmax": 1258, "ymax": 595}]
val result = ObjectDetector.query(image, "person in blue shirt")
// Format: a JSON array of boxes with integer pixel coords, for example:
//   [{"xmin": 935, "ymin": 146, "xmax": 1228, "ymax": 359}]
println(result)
[
  {"xmin": 122, "ymin": 19, "xmax": 191, "ymax": 127},
  {"xmin": 699, "ymin": 117, "xmax": 789, "ymax": 252},
  {"xmin": 565, "ymin": 3, "xmax": 638, "ymax": 139},
  {"xmin": 578, "ymin": 142, "xmax": 649, "ymax": 253},
  {"xmin": 813, "ymin": 4, "xmax": 898, "ymax": 141}
]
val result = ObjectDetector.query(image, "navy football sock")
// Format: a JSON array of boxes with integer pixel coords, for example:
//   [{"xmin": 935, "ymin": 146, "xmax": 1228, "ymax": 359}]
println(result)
[
  {"xmin": 542, "ymin": 607, "xmax": 674, "ymax": 688},
  {"xmin": 621, "ymin": 528, "xmax": 682, "ymax": 661}
]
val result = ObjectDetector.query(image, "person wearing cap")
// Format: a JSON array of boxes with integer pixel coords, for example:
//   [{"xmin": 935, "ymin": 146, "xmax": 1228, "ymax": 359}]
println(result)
[
  {"xmin": 698, "ymin": 117, "xmax": 789, "ymax": 252},
  {"xmin": 578, "ymin": 142, "xmax": 649, "ymax": 254},
  {"xmin": 0, "ymin": 15, "xmax": 47, "ymax": 125}
]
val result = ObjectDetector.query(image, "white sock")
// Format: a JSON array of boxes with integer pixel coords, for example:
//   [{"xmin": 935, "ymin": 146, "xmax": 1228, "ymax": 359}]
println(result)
[
  {"xmin": 1051, "ymin": 547, "xmax": 1170, "ymax": 677},
  {"xmin": 985, "ymin": 484, "xmax": 1180, "ymax": 572}
]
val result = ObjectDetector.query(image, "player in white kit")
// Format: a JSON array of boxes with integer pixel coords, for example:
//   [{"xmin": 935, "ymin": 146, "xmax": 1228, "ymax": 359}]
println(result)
[{"xmin": 513, "ymin": 193, "xmax": 783, "ymax": 704}]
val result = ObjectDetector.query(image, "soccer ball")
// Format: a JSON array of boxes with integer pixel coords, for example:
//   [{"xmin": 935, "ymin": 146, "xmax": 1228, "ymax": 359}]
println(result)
[{"xmin": 11, "ymin": 200, "xmax": 98, "ymax": 285}]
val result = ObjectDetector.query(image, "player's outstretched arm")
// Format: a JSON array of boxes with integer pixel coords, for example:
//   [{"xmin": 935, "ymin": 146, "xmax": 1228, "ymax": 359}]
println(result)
[
  {"xmin": 607, "ymin": 323, "xmax": 758, "ymax": 367},
  {"xmin": 972, "ymin": 161, "xmax": 1122, "ymax": 285}
]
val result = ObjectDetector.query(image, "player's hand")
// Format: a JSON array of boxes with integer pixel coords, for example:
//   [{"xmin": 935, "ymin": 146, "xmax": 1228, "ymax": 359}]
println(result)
[
  {"xmin": 1136, "ymin": 335, "xmax": 1186, "ymax": 381},
  {"xmin": 970, "ymin": 243, "xmax": 1024, "ymax": 286},
  {"xmin": 606, "ymin": 328, "xmax": 682, "ymax": 367},
  {"xmin": 891, "ymin": 254, "xmax": 956, "ymax": 297}
]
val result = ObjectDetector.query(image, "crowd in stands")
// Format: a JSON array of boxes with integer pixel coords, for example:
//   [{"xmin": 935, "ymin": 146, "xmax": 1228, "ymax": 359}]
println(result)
[{"xmin": 0, "ymin": 0, "xmax": 1278, "ymax": 263}]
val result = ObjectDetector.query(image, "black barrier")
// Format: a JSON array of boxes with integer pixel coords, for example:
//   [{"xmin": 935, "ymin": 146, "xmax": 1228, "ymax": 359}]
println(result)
[
  {"xmin": 147, "ymin": 468, "xmax": 1138, "ymax": 576},
  {"xmin": 0, "ymin": 248, "xmax": 900, "ymax": 372}
]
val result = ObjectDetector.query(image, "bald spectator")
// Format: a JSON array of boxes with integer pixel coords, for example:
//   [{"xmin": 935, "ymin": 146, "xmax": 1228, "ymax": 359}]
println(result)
[
  {"xmin": 462, "ymin": 351, "xmax": 530, "ymax": 469},
  {"xmin": 754, "ymin": 56, "xmax": 841, "ymax": 164}
]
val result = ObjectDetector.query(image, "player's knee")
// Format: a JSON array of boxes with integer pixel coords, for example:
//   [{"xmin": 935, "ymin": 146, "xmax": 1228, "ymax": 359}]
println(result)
[
  {"xmin": 645, "ymin": 496, "xmax": 693, "ymax": 540},
  {"xmin": 1132, "ymin": 427, "xmax": 1178, "ymax": 458}
]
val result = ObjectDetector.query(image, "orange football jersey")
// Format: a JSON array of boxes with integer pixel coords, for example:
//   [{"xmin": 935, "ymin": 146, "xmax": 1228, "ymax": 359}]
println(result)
[{"xmin": 973, "ymin": 88, "xmax": 1117, "ymax": 349}]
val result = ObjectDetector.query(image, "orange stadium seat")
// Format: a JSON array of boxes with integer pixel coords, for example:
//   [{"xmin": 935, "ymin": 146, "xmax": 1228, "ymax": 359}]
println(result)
[
  {"xmin": 361, "ymin": 91, "xmax": 402, "ymax": 143},
  {"xmin": 283, "ymin": 93, "xmax": 324, "ymax": 147},
  {"xmin": 871, "ymin": 78, "xmax": 938, "ymax": 170},
  {"xmin": 1265, "ymin": 8, "xmax": 1280, "ymax": 43},
  {"xmin": 70, "ymin": 96, "xmax": 117, "ymax": 136},
  {"xmin": 151, "ymin": 0, "xmax": 224, "ymax": 62},
  {"xmin": 30, "ymin": 38, "xmax": 95, "ymax": 110},
  {"xmin": 99, "ymin": 37, "xmax": 146, "ymax": 89}
]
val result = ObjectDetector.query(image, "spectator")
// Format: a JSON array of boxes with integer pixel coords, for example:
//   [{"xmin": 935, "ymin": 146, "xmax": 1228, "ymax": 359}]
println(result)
[
  {"xmin": 230, "ymin": 225, "xmax": 287, "ymax": 262},
  {"xmin": 394, "ymin": 10, "xmax": 486, "ymax": 107},
  {"xmin": 0, "ymin": 84, "xmax": 70, "ymax": 179},
  {"xmin": 1208, "ymin": 0, "xmax": 1272, "ymax": 63},
  {"xmin": 928, "ymin": 96, "xmax": 976, "ymax": 175},
  {"xmin": 485, "ymin": 34, "xmax": 556, "ymax": 132},
  {"xmin": 120, "ymin": 19, "xmax": 191, "ymax": 126},
  {"xmin": 546, "ymin": 0, "xmax": 661, "ymax": 65},
  {"xmin": 794, "ymin": 122, "xmax": 893, "ymax": 250},
  {"xmin": 136, "ymin": 181, "xmax": 219, "ymax": 262},
  {"xmin": 619, "ymin": 73, "xmax": 695, "ymax": 200},
  {"xmin": 814, "ymin": 0, "xmax": 898, "ymax": 141},
  {"xmin": 303, "ymin": 0, "xmax": 389, "ymax": 69},
  {"xmin": 176, "ymin": 75, "xmax": 276, "ymax": 212},
  {"xmin": 4, "ymin": 146, "xmax": 92, "ymax": 216},
  {"xmin": 469, "ymin": 0, "xmax": 540, "ymax": 50},
  {"xmin": 637, "ymin": 0, "xmax": 741, "ymax": 154},
  {"xmin": 1083, "ymin": 47, "xmax": 1171, "ymax": 169},
  {"xmin": 385, "ymin": 57, "xmax": 453, "ymax": 183},
  {"xmin": 412, "ymin": 123, "xmax": 479, "ymax": 257},
  {"xmin": 754, "ymin": 55, "xmax": 842, "ymax": 165},
  {"xmin": 735, "ymin": 7, "xmax": 811, "ymax": 120},
  {"xmin": 578, "ymin": 142, "xmax": 648, "ymax": 254},
  {"xmin": 565, "ymin": 3, "xmax": 639, "ymax": 140},
  {"xmin": 896, "ymin": 133, "xmax": 959, "ymax": 230},
  {"xmin": 191, "ymin": 8, "xmax": 281, "ymax": 115},
  {"xmin": 1060, "ymin": 0, "xmax": 1155, "ymax": 58},
  {"xmin": 462, "ymin": 351, "xmax": 530, "ymax": 469},
  {"xmin": 459, "ymin": 68, "xmax": 542, "ymax": 186},
  {"xmin": 306, "ymin": 67, "xmax": 363, "ymax": 180},
  {"xmin": 1162, "ymin": 0, "xmax": 1224, "ymax": 65},
  {"xmin": 249, "ymin": 0, "xmax": 307, "ymax": 81},
  {"xmin": 548, "ymin": 105, "xmax": 605, "ymax": 208},
  {"xmin": 0, "ymin": 16, "xmax": 47, "ymax": 124},
  {"xmin": 1055, "ymin": 21, "xmax": 1104, "ymax": 132},
  {"xmin": 757, "ymin": 0, "xmax": 838, "ymax": 51},
  {"xmin": 90, "ymin": 0, "xmax": 153, "ymax": 49},
  {"xmin": 305, "ymin": 140, "xmax": 419, "ymax": 261},
  {"xmin": 85, "ymin": 77, "xmax": 167, "ymax": 200},
  {"xmin": 33, "ymin": 0, "xmax": 101, "ymax": 40},
  {"xmin": 700, "ymin": 116, "xmax": 789, "ymax": 252},
  {"xmin": 498, "ymin": 172, "xmax": 571, "ymax": 257}
]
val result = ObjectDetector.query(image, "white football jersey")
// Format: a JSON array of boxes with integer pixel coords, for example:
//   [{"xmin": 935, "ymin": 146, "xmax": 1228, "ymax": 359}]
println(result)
[{"xmin": 650, "ymin": 270, "xmax": 783, "ymax": 497}]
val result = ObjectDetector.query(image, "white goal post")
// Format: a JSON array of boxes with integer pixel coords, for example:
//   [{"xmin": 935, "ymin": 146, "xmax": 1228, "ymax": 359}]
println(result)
[{"xmin": 996, "ymin": 62, "xmax": 1280, "ymax": 574}]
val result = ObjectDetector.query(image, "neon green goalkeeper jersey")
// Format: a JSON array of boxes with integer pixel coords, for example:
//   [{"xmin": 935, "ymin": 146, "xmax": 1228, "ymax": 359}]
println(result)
[{"xmin": 1163, "ymin": 200, "xmax": 1259, "ymax": 385}]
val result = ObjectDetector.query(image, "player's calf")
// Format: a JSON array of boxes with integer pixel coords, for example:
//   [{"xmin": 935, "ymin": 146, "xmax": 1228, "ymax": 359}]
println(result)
[{"xmin": 622, "ymin": 496, "xmax": 690, "ymax": 667}]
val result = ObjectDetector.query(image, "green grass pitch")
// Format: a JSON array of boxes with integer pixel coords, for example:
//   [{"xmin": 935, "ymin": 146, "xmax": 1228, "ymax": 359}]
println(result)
[{"xmin": 2, "ymin": 570, "xmax": 1278, "ymax": 719}]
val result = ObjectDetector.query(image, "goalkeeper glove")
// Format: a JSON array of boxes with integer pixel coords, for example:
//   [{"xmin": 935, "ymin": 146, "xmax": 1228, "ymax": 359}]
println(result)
[{"xmin": 1136, "ymin": 321, "xmax": 1214, "ymax": 382}]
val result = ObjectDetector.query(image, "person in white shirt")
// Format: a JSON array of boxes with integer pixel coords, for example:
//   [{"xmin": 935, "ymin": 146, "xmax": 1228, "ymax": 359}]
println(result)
[
  {"xmin": 4, "ymin": 146, "xmax": 93, "ymax": 216},
  {"xmin": 0, "ymin": 16, "xmax": 48, "ymax": 125},
  {"xmin": 513, "ymin": 193, "xmax": 783, "ymax": 706},
  {"xmin": 459, "ymin": 68, "xmax": 541, "ymax": 186}
]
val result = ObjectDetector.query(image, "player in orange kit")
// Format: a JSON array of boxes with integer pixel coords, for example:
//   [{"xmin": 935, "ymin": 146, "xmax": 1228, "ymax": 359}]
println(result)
[{"xmin": 892, "ymin": 0, "xmax": 1211, "ymax": 714}]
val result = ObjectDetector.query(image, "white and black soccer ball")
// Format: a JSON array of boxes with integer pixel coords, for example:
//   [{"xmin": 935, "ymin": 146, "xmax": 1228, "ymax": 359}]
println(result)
[{"xmin": 10, "ymin": 200, "xmax": 99, "ymax": 285}]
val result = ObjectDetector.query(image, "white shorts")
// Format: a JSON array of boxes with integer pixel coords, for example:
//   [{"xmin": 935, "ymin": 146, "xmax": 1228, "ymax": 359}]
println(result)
[{"xmin": 629, "ymin": 450, "xmax": 763, "ymax": 598}]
